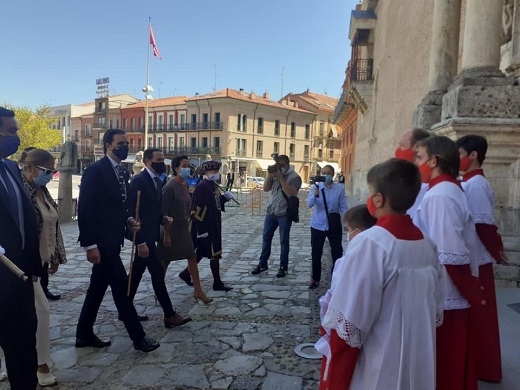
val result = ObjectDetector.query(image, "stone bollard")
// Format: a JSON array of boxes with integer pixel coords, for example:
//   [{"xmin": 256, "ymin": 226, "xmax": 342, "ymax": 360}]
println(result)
[{"xmin": 57, "ymin": 141, "xmax": 78, "ymax": 223}]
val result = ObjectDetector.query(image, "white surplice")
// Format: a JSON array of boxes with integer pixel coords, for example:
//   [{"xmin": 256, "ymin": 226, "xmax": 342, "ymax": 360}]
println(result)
[
  {"xmin": 406, "ymin": 182, "xmax": 428, "ymax": 220},
  {"xmin": 322, "ymin": 225, "xmax": 445, "ymax": 390}
]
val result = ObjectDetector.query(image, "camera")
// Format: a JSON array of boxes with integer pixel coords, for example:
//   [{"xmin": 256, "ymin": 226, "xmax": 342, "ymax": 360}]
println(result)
[
  {"xmin": 310, "ymin": 175, "xmax": 326, "ymax": 184},
  {"xmin": 267, "ymin": 153, "xmax": 280, "ymax": 174}
]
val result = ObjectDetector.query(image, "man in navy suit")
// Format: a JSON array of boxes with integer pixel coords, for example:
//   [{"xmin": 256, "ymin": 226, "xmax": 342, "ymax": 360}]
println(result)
[
  {"xmin": 76, "ymin": 129, "xmax": 159, "ymax": 352},
  {"xmin": 127, "ymin": 148, "xmax": 191, "ymax": 328},
  {"xmin": 0, "ymin": 107, "xmax": 40, "ymax": 389}
]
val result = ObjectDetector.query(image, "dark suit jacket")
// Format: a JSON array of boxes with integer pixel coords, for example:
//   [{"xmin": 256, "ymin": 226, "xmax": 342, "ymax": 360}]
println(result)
[
  {"xmin": 78, "ymin": 156, "xmax": 130, "ymax": 248},
  {"xmin": 0, "ymin": 158, "xmax": 41, "ymax": 325},
  {"xmin": 127, "ymin": 169, "xmax": 162, "ymax": 245}
]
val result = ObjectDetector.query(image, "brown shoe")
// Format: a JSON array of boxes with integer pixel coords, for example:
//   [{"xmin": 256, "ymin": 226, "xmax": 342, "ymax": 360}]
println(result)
[{"xmin": 164, "ymin": 313, "xmax": 192, "ymax": 328}]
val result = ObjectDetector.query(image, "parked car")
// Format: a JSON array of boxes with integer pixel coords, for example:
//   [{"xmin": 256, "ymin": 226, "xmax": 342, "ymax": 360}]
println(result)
[
  {"xmin": 52, "ymin": 172, "xmax": 60, "ymax": 181},
  {"xmin": 247, "ymin": 177, "xmax": 265, "ymax": 188}
]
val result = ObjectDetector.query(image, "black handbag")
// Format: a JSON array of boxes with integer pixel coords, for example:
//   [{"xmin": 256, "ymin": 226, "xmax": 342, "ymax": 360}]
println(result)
[
  {"xmin": 322, "ymin": 188, "xmax": 342, "ymax": 232},
  {"xmin": 282, "ymin": 190, "xmax": 299, "ymax": 223}
]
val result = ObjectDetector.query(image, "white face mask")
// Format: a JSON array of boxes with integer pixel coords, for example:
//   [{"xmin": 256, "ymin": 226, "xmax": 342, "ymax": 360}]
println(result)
[
  {"xmin": 207, "ymin": 172, "xmax": 221, "ymax": 182},
  {"xmin": 345, "ymin": 228, "xmax": 359, "ymax": 243}
]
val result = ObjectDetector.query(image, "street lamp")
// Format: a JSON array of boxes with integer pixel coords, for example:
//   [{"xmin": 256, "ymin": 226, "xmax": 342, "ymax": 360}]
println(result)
[{"xmin": 142, "ymin": 85, "xmax": 154, "ymax": 149}]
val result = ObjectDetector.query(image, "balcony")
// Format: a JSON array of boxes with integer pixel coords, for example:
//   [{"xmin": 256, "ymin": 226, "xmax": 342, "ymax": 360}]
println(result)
[
  {"xmin": 350, "ymin": 59, "xmax": 373, "ymax": 82},
  {"xmin": 256, "ymin": 151, "xmax": 263, "ymax": 158},
  {"xmin": 124, "ymin": 122, "xmax": 224, "ymax": 133},
  {"xmin": 236, "ymin": 150, "xmax": 247, "ymax": 157},
  {"xmin": 93, "ymin": 122, "xmax": 106, "ymax": 130}
]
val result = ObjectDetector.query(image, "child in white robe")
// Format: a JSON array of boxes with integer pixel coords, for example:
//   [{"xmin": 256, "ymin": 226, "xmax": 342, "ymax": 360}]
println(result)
[{"xmin": 321, "ymin": 158, "xmax": 444, "ymax": 390}]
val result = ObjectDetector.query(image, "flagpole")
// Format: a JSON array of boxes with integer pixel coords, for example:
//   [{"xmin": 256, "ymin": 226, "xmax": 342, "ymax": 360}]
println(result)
[{"xmin": 144, "ymin": 17, "xmax": 151, "ymax": 150}]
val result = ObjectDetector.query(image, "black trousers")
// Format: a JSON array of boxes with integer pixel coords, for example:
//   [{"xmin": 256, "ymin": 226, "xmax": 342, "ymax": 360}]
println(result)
[
  {"xmin": 310, "ymin": 226, "xmax": 343, "ymax": 282},
  {"xmin": 0, "ymin": 282, "xmax": 38, "ymax": 390},
  {"xmin": 76, "ymin": 247, "xmax": 145, "ymax": 342},
  {"xmin": 128, "ymin": 242, "xmax": 175, "ymax": 317}
]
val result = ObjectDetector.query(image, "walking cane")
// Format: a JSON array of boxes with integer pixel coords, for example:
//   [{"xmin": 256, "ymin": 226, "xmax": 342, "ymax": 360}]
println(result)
[
  {"xmin": 0, "ymin": 254, "xmax": 29, "ymax": 282},
  {"xmin": 127, "ymin": 190, "xmax": 141, "ymax": 296}
]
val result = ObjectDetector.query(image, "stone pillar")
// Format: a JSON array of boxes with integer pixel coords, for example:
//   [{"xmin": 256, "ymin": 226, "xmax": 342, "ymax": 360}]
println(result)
[
  {"xmin": 57, "ymin": 169, "xmax": 73, "ymax": 223},
  {"xmin": 413, "ymin": 0, "xmax": 461, "ymax": 130},
  {"xmin": 506, "ymin": 0, "xmax": 520, "ymax": 79}
]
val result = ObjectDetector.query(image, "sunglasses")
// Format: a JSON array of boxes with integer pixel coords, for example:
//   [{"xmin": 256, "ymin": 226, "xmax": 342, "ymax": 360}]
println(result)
[{"xmin": 36, "ymin": 165, "xmax": 58, "ymax": 175}]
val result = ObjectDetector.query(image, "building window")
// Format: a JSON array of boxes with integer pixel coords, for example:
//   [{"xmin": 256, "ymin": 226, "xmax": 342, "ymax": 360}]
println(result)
[
  {"xmin": 116, "ymin": 119, "xmax": 120, "ymax": 129},
  {"xmin": 304, "ymin": 145, "xmax": 310, "ymax": 160},
  {"xmin": 319, "ymin": 121, "xmax": 325, "ymax": 136},
  {"xmin": 109, "ymin": 119, "xmax": 113, "ymax": 129},
  {"xmin": 168, "ymin": 115, "xmax": 174, "ymax": 130},
  {"xmin": 214, "ymin": 112, "xmax": 221, "ymax": 127},
  {"xmin": 273, "ymin": 141, "xmax": 279, "ymax": 155},
  {"xmin": 123, "ymin": 118, "xmax": 128, "ymax": 130},
  {"xmin": 214, "ymin": 136, "xmax": 220, "ymax": 150},
  {"xmin": 148, "ymin": 115, "xmax": 153, "ymax": 127},
  {"xmin": 236, "ymin": 138, "xmax": 246, "ymax": 156},
  {"xmin": 158, "ymin": 115, "xmax": 164, "ymax": 130},
  {"xmin": 237, "ymin": 114, "xmax": 247, "ymax": 132},
  {"xmin": 318, "ymin": 149, "xmax": 323, "ymax": 159},
  {"xmin": 256, "ymin": 140, "xmax": 263, "ymax": 157},
  {"xmin": 329, "ymin": 149, "xmax": 334, "ymax": 159},
  {"xmin": 202, "ymin": 113, "xmax": 209, "ymax": 129},
  {"xmin": 191, "ymin": 114, "xmax": 197, "ymax": 130},
  {"xmin": 179, "ymin": 137, "xmax": 185, "ymax": 148},
  {"xmin": 274, "ymin": 120, "xmax": 280, "ymax": 136},
  {"xmin": 85, "ymin": 139, "xmax": 91, "ymax": 151},
  {"xmin": 257, "ymin": 117, "xmax": 263, "ymax": 134},
  {"xmin": 85, "ymin": 124, "xmax": 91, "ymax": 137},
  {"xmin": 157, "ymin": 137, "xmax": 163, "ymax": 148},
  {"xmin": 305, "ymin": 124, "xmax": 310, "ymax": 140},
  {"xmin": 289, "ymin": 143, "xmax": 295, "ymax": 160},
  {"xmin": 137, "ymin": 138, "xmax": 142, "ymax": 149},
  {"xmin": 202, "ymin": 137, "xmax": 208, "ymax": 148},
  {"xmin": 98, "ymin": 117, "xmax": 106, "ymax": 127},
  {"xmin": 190, "ymin": 137, "xmax": 197, "ymax": 150},
  {"xmin": 168, "ymin": 136, "xmax": 174, "ymax": 150},
  {"xmin": 148, "ymin": 137, "xmax": 153, "ymax": 147},
  {"xmin": 139, "ymin": 117, "xmax": 143, "ymax": 130},
  {"xmin": 98, "ymin": 131, "xmax": 104, "ymax": 144},
  {"xmin": 130, "ymin": 118, "xmax": 135, "ymax": 131},
  {"xmin": 290, "ymin": 122, "xmax": 296, "ymax": 138},
  {"xmin": 180, "ymin": 114, "xmax": 186, "ymax": 129}
]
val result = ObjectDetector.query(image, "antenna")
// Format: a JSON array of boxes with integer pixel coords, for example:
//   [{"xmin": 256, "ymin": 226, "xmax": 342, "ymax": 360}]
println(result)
[
  {"xmin": 280, "ymin": 66, "xmax": 285, "ymax": 99},
  {"xmin": 213, "ymin": 64, "xmax": 217, "ymax": 92}
]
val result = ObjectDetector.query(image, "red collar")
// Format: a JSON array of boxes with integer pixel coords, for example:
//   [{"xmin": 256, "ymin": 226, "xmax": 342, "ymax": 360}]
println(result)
[
  {"xmin": 428, "ymin": 173, "xmax": 462, "ymax": 190},
  {"xmin": 376, "ymin": 214, "xmax": 423, "ymax": 240},
  {"xmin": 462, "ymin": 169, "xmax": 484, "ymax": 182}
]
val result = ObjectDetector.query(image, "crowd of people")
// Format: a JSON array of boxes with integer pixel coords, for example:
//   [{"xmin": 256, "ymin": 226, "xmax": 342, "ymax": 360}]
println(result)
[{"xmin": 0, "ymin": 104, "xmax": 506, "ymax": 390}]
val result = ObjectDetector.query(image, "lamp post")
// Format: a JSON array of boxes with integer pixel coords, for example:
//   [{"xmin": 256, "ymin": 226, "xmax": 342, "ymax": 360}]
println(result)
[{"xmin": 142, "ymin": 85, "xmax": 154, "ymax": 149}]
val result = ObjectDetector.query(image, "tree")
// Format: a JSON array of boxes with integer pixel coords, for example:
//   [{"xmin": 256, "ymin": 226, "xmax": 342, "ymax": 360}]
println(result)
[{"xmin": 5, "ymin": 105, "xmax": 61, "ymax": 161}]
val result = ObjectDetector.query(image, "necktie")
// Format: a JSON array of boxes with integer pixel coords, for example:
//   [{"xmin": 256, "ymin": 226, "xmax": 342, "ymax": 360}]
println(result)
[
  {"xmin": 116, "ymin": 164, "xmax": 127, "ymax": 202},
  {"xmin": 154, "ymin": 177, "xmax": 163, "ymax": 200},
  {"xmin": 0, "ymin": 160, "xmax": 20, "ymax": 227}
]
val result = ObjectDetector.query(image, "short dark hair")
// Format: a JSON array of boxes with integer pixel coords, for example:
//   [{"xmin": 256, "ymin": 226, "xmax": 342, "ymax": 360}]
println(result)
[
  {"xmin": 143, "ymin": 148, "xmax": 162, "ymax": 163},
  {"xmin": 0, "ymin": 107, "xmax": 15, "ymax": 127},
  {"xmin": 322, "ymin": 164, "xmax": 335, "ymax": 175},
  {"xmin": 455, "ymin": 135, "xmax": 487, "ymax": 165},
  {"xmin": 410, "ymin": 129, "xmax": 431, "ymax": 147},
  {"xmin": 367, "ymin": 158, "xmax": 422, "ymax": 213},
  {"xmin": 278, "ymin": 155, "xmax": 290, "ymax": 165},
  {"xmin": 343, "ymin": 205, "xmax": 377, "ymax": 231},
  {"xmin": 171, "ymin": 155, "xmax": 189, "ymax": 175},
  {"xmin": 102, "ymin": 129, "xmax": 126, "ymax": 153},
  {"xmin": 418, "ymin": 136, "xmax": 459, "ymax": 177}
]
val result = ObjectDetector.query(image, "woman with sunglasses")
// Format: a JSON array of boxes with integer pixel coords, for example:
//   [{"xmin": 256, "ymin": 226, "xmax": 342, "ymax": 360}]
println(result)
[{"xmin": 21, "ymin": 148, "xmax": 67, "ymax": 387}]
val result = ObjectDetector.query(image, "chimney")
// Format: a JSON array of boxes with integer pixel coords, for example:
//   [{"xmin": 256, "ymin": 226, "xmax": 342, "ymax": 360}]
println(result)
[
  {"xmin": 239, "ymin": 88, "xmax": 244, "ymax": 92},
  {"xmin": 250, "ymin": 91, "xmax": 256, "ymax": 99},
  {"xmin": 306, "ymin": 88, "xmax": 310, "ymax": 94},
  {"xmin": 195, "ymin": 92, "xmax": 199, "ymax": 96},
  {"xmin": 263, "ymin": 91, "xmax": 270, "ymax": 99}
]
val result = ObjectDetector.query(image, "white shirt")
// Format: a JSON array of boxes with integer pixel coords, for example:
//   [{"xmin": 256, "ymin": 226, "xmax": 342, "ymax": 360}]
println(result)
[{"xmin": 306, "ymin": 182, "xmax": 348, "ymax": 231}]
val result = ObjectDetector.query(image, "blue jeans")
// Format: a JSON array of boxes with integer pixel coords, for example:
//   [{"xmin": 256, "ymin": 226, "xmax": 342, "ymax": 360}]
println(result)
[{"xmin": 259, "ymin": 214, "xmax": 293, "ymax": 269}]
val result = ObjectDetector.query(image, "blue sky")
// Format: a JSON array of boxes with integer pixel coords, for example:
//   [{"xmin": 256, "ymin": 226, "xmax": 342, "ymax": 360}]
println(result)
[{"xmin": 1, "ymin": 0, "xmax": 359, "ymax": 108}]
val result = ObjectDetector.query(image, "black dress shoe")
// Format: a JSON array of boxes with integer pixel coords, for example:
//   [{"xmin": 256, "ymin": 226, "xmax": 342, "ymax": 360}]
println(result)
[
  {"xmin": 118, "ymin": 314, "xmax": 149, "ymax": 321},
  {"xmin": 133, "ymin": 336, "xmax": 160, "ymax": 352},
  {"xmin": 213, "ymin": 282, "xmax": 233, "ymax": 292},
  {"xmin": 45, "ymin": 291, "xmax": 61, "ymax": 301},
  {"xmin": 75, "ymin": 335, "xmax": 111, "ymax": 348}
]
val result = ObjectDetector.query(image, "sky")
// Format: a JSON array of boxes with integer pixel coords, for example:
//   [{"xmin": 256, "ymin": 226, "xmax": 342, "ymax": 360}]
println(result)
[{"xmin": 1, "ymin": 0, "xmax": 359, "ymax": 109}]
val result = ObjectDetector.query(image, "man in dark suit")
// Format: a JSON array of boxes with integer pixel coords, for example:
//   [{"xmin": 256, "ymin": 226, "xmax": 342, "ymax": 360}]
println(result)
[
  {"xmin": 127, "ymin": 148, "xmax": 191, "ymax": 328},
  {"xmin": 0, "ymin": 107, "xmax": 40, "ymax": 389},
  {"xmin": 76, "ymin": 129, "xmax": 159, "ymax": 353}
]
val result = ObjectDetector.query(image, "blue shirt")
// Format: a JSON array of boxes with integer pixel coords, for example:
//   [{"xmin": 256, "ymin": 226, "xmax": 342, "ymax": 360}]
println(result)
[{"xmin": 307, "ymin": 182, "xmax": 348, "ymax": 231}]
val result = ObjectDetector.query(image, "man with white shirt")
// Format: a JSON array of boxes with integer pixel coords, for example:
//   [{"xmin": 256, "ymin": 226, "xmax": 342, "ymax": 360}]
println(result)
[{"xmin": 76, "ymin": 129, "xmax": 160, "ymax": 353}]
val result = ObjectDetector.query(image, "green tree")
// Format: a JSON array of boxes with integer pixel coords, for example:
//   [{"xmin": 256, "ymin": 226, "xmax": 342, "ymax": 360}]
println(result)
[{"xmin": 5, "ymin": 105, "xmax": 61, "ymax": 161}]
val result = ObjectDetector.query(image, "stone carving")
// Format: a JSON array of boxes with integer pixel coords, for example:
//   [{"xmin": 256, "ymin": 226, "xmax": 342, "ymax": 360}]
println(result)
[
  {"xmin": 132, "ymin": 150, "xmax": 145, "ymax": 174},
  {"xmin": 57, "ymin": 141, "xmax": 78, "ymax": 170},
  {"xmin": 503, "ymin": 0, "xmax": 514, "ymax": 43}
]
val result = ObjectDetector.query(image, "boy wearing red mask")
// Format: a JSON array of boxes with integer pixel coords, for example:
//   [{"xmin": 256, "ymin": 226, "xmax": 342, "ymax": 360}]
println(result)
[
  {"xmin": 414, "ymin": 136, "xmax": 492, "ymax": 390},
  {"xmin": 456, "ymin": 135, "xmax": 504, "ymax": 382},
  {"xmin": 320, "ymin": 158, "xmax": 444, "ymax": 390}
]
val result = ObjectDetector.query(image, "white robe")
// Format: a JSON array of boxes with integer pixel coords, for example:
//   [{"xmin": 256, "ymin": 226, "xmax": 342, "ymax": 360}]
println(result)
[
  {"xmin": 322, "ymin": 226, "xmax": 444, "ymax": 390},
  {"xmin": 406, "ymin": 182, "xmax": 428, "ymax": 220},
  {"xmin": 461, "ymin": 174, "xmax": 496, "ymax": 226}
]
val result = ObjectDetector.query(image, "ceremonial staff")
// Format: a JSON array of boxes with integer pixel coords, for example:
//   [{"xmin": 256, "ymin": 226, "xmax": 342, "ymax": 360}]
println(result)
[
  {"xmin": 0, "ymin": 254, "xmax": 29, "ymax": 282},
  {"xmin": 210, "ymin": 179, "xmax": 240, "ymax": 206},
  {"xmin": 127, "ymin": 190, "xmax": 141, "ymax": 296}
]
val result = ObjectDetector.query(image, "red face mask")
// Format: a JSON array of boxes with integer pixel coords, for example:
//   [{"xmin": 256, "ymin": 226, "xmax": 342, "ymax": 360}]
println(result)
[
  {"xmin": 459, "ymin": 156, "xmax": 472, "ymax": 172},
  {"xmin": 367, "ymin": 196, "xmax": 377, "ymax": 217},
  {"xmin": 419, "ymin": 162, "xmax": 433, "ymax": 183},
  {"xmin": 395, "ymin": 147, "xmax": 415, "ymax": 162}
]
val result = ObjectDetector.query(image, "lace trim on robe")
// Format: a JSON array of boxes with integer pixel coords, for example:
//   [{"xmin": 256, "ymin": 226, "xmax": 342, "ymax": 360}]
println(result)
[
  {"xmin": 473, "ymin": 213, "xmax": 495, "ymax": 225},
  {"xmin": 438, "ymin": 251, "xmax": 470, "ymax": 265},
  {"xmin": 329, "ymin": 309, "xmax": 366, "ymax": 348},
  {"xmin": 443, "ymin": 297, "xmax": 470, "ymax": 310},
  {"xmin": 436, "ymin": 311, "xmax": 444, "ymax": 327}
]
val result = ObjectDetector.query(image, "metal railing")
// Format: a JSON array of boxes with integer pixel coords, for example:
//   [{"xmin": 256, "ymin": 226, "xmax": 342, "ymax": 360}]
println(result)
[
  {"xmin": 350, "ymin": 59, "xmax": 374, "ymax": 82},
  {"xmin": 123, "ymin": 122, "xmax": 224, "ymax": 133}
]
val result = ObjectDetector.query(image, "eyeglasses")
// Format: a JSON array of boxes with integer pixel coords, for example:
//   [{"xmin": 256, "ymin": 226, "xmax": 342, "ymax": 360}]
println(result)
[{"xmin": 36, "ymin": 165, "xmax": 58, "ymax": 175}]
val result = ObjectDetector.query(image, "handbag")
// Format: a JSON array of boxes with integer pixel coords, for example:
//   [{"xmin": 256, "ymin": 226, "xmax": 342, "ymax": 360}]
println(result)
[
  {"xmin": 282, "ymin": 190, "xmax": 299, "ymax": 223},
  {"xmin": 322, "ymin": 188, "xmax": 342, "ymax": 232}
]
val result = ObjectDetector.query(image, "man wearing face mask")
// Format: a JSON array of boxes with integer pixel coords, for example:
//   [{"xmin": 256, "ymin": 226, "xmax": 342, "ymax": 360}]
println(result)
[
  {"xmin": 306, "ymin": 165, "xmax": 348, "ymax": 289},
  {"xmin": 127, "ymin": 148, "xmax": 191, "ymax": 328},
  {"xmin": 251, "ymin": 154, "xmax": 302, "ymax": 278},
  {"xmin": 0, "ymin": 107, "xmax": 41, "ymax": 389},
  {"xmin": 76, "ymin": 129, "xmax": 160, "ymax": 353}
]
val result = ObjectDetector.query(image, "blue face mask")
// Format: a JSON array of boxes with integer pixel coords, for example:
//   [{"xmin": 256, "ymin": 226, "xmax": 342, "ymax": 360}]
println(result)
[
  {"xmin": 180, "ymin": 167, "xmax": 191, "ymax": 178},
  {"xmin": 325, "ymin": 174, "xmax": 333, "ymax": 184},
  {"xmin": 34, "ymin": 171, "xmax": 53, "ymax": 187},
  {"xmin": 0, "ymin": 135, "xmax": 20, "ymax": 158},
  {"xmin": 112, "ymin": 145, "xmax": 129, "ymax": 161}
]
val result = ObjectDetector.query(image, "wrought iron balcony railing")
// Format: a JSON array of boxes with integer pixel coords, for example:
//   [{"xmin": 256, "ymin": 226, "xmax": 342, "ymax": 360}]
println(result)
[{"xmin": 350, "ymin": 59, "xmax": 374, "ymax": 82}]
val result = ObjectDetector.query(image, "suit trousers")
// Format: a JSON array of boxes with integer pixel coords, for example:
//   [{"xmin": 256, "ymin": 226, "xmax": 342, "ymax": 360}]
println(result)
[
  {"xmin": 310, "ymin": 226, "xmax": 343, "ymax": 282},
  {"xmin": 76, "ymin": 247, "xmax": 145, "ymax": 342},
  {"xmin": 129, "ymin": 242, "xmax": 175, "ymax": 317}
]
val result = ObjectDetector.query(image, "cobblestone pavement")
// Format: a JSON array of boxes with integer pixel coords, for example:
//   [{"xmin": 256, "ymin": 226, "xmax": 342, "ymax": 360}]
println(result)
[{"xmin": 1, "ymin": 190, "xmax": 336, "ymax": 390}]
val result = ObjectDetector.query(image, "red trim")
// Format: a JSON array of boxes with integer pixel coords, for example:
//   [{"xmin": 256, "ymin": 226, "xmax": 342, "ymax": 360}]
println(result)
[
  {"xmin": 462, "ymin": 169, "xmax": 484, "ymax": 183},
  {"xmin": 320, "ymin": 330, "xmax": 360, "ymax": 390},
  {"xmin": 428, "ymin": 173, "xmax": 462, "ymax": 190},
  {"xmin": 376, "ymin": 214, "xmax": 423, "ymax": 240}
]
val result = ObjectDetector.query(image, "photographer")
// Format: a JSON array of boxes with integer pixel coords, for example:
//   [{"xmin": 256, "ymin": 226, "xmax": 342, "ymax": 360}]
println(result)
[
  {"xmin": 251, "ymin": 155, "xmax": 301, "ymax": 278},
  {"xmin": 306, "ymin": 165, "xmax": 348, "ymax": 289}
]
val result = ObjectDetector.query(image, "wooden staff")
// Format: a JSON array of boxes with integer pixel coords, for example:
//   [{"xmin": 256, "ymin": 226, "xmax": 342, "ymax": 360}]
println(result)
[
  {"xmin": 0, "ymin": 254, "xmax": 29, "ymax": 282},
  {"xmin": 210, "ymin": 179, "xmax": 241, "ymax": 206},
  {"xmin": 127, "ymin": 190, "xmax": 141, "ymax": 296}
]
